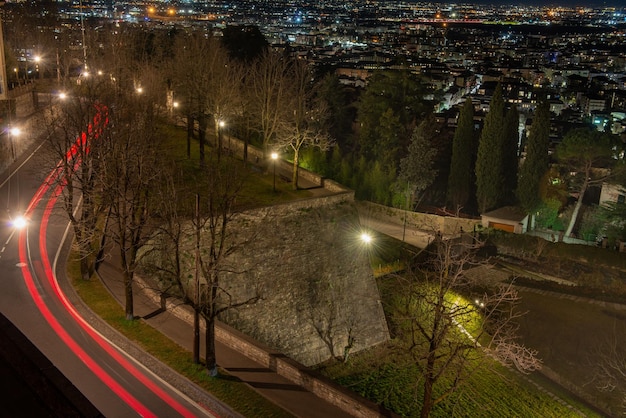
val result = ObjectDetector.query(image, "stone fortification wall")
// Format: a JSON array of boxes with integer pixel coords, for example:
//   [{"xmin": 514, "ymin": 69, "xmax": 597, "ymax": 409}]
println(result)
[
  {"xmin": 143, "ymin": 196, "xmax": 389, "ymax": 367},
  {"xmin": 357, "ymin": 201, "xmax": 480, "ymax": 236},
  {"xmin": 136, "ymin": 275, "xmax": 395, "ymax": 417},
  {"xmin": 218, "ymin": 198, "xmax": 389, "ymax": 366}
]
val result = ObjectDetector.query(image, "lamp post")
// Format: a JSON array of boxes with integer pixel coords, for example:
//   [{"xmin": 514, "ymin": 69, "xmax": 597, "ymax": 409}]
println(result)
[
  {"xmin": 34, "ymin": 55, "xmax": 41, "ymax": 79},
  {"xmin": 8, "ymin": 126, "xmax": 20, "ymax": 160},
  {"xmin": 271, "ymin": 152, "xmax": 278, "ymax": 192},
  {"xmin": 217, "ymin": 119, "xmax": 225, "ymax": 162}
]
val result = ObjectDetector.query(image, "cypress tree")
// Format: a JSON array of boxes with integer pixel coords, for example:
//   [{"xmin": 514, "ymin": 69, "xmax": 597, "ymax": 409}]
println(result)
[
  {"xmin": 516, "ymin": 100, "xmax": 550, "ymax": 214},
  {"xmin": 475, "ymin": 84, "xmax": 505, "ymax": 213},
  {"xmin": 447, "ymin": 98, "xmax": 477, "ymax": 211},
  {"xmin": 502, "ymin": 105, "xmax": 520, "ymax": 204}
]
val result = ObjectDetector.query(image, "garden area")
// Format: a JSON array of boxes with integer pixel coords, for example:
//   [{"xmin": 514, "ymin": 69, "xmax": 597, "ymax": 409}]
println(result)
[{"xmin": 314, "ymin": 232, "xmax": 609, "ymax": 417}]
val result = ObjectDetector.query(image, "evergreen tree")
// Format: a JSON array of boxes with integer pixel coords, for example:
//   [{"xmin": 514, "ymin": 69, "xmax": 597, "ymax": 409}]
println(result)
[
  {"xmin": 475, "ymin": 84, "xmax": 505, "ymax": 213},
  {"xmin": 398, "ymin": 122, "xmax": 439, "ymax": 210},
  {"xmin": 376, "ymin": 108, "xmax": 403, "ymax": 170},
  {"xmin": 502, "ymin": 105, "xmax": 520, "ymax": 204},
  {"xmin": 357, "ymin": 70, "xmax": 428, "ymax": 161},
  {"xmin": 447, "ymin": 98, "xmax": 477, "ymax": 211},
  {"xmin": 516, "ymin": 101, "xmax": 550, "ymax": 214},
  {"xmin": 556, "ymin": 128, "xmax": 619, "ymax": 237}
]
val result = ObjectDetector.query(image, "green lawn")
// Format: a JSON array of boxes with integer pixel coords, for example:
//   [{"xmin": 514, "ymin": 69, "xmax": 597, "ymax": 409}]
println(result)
[
  {"xmin": 157, "ymin": 123, "xmax": 315, "ymax": 210},
  {"xmin": 315, "ymin": 270, "xmax": 604, "ymax": 418},
  {"xmin": 68, "ymin": 254, "xmax": 294, "ymax": 418}
]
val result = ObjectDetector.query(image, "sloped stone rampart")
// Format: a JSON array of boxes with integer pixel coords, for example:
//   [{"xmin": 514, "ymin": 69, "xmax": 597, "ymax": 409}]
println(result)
[
  {"xmin": 218, "ymin": 199, "xmax": 390, "ymax": 366},
  {"xmin": 143, "ymin": 195, "xmax": 389, "ymax": 367},
  {"xmin": 136, "ymin": 276, "xmax": 395, "ymax": 417}
]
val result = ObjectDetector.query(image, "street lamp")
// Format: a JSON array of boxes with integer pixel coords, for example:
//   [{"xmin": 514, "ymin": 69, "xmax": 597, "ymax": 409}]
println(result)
[
  {"xmin": 217, "ymin": 119, "xmax": 225, "ymax": 161},
  {"xmin": 34, "ymin": 55, "xmax": 41, "ymax": 79},
  {"xmin": 360, "ymin": 232, "xmax": 372, "ymax": 244},
  {"xmin": 8, "ymin": 126, "xmax": 20, "ymax": 160},
  {"xmin": 271, "ymin": 152, "xmax": 278, "ymax": 192},
  {"xmin": 218, "ymin": 119, "xmax": 225, "ymax": 147},
  {"xmin": 12, "ymin": 215, "xmax": 26, "ymax": 229}
]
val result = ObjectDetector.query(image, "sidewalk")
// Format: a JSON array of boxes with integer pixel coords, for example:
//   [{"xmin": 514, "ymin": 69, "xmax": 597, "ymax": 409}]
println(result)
[{"xmin": 93, "ymin": 257, "xmax": 354, "ymax": 418}]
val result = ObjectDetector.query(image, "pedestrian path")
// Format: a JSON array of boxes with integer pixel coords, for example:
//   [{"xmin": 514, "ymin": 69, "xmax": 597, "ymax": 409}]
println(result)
[{"xmin": 93, "ymin": 258, "xmax": 354, "ymax": 418}]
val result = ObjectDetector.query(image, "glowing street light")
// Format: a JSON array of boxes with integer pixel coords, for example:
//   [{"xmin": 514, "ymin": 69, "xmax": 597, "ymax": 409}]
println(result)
[
  {"xmin": 8, "ymin": 126, "xmax": 20, "ymax": 160},
  {"xmin": 271, "ymin": 152, "xmax": 278, "ymax": 192},
  {"xmin": 12, "ymin": 216, "xmax": 27, "ymax": 229},
  {"xmin": 34, "ymin": 55, "xmax": 42, "ymax": 79},
  {"xmin": 217, "ymin": 119, "xmax": 226, "ymax": 161},
  {"xmin": 360, "ymin": 232, "xmax": 372, "ymax": 244}
]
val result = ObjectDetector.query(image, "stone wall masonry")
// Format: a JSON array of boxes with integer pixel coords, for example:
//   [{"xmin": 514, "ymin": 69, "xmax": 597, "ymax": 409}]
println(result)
[
  {"xmin": 217, "ymin": 199, "xmax": 390, "ymax": 367},
  {"xmin": 135, "ymin": 274, "xmax": 395, "ymax": 417},
  {"xmin": 357, "ymin": 201, "xmax": 481, "ymax": 236},
  {"xmin": 141, "ymin": 195, "xmax": 389, "ymax": 367}
]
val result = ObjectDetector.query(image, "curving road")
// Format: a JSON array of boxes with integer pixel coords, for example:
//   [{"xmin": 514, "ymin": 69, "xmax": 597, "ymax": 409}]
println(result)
[{"xmin": 0, "ymin": 131, "xmax": 218, "ymax": 417}]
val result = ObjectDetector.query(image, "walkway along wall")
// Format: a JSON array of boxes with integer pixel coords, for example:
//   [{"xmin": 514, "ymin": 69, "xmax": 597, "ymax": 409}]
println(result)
[
  {"xmin": 136, "ymin": 273, "xmax": 395, "ymax": 418},
  {"xmin": 356, "ymin": 201, "xmax": 481, "ymax": 236}
]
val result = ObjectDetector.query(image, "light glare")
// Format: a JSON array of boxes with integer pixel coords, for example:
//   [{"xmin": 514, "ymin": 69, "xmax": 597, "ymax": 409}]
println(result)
[{"xmin": 12, "ymin": 216, "xmax": 27, "ymax": 229}]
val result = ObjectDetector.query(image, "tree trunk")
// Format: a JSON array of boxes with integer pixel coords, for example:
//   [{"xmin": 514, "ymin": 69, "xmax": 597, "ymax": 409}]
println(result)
[
  {"xmin": 217, "ymin": 124, "xmax": 222, "ymax": 163},
  {"xmin": 564, "ymin": 180, "xmax": 587, "ymax": 238},
  {"xmin": 123, "ymin": 270, "xmax": 134, "ymax": 321},
  {"xmin": 186, "ymin": 114, "xmax": 194, "ymax": 158},
  {"xmin": 193, "ymin": 194, "xmax": 200, "ymax": 364},
  {"xmin": 94, "ymin": 207, "xmax": 111, "ymax": 272},
  {"xmin": 198, "ymin": 115, "xmax": 207, "ymax": 166},
  {"xmin": 421, "ymin": 343, "xmax": 437, "ymax": 418},
  {"xmin": 291, "ymin": 150, "xmax": 299, "ymax": 190},
  {"xmin": 193, "ymin": 310, "xmax": 200, "ymax": 364},
  {"xmin": 205, "ymin": 315, "xmax": 218, "ymax": 376},
  {"xmin": 421, "ymin": 377, "xmax": 434, "ymax": 418},
  {"xmin": 73, "ymin": 225, "xmax": 91, "ymax": 280}
]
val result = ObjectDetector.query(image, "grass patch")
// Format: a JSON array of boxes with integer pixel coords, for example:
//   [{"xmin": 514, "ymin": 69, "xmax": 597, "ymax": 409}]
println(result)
[
  {"xmin": 315, "ymin": 272, "xmax": 604, "ymax": 418},
  {"xmin": 69, "ymin": 253, "xmax": 293, "ymax": 418},
  {"xmin": 158, "ymin": 123, "xmax": 315, "ymax": 210},
  {"xmin": 319, "ymin": 340, "xmax": 590, "ymax": 418}
]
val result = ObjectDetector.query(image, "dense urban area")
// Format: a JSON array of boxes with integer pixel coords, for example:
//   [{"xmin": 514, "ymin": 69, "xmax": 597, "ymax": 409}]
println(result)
[{"xmin": 1, "ymin": 1, "xmax": 626, "ymax": 418}]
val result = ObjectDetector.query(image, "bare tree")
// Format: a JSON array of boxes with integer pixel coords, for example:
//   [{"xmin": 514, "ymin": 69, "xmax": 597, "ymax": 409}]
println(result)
[
  {"xmin": 588, "ymin": 322, "xmax": 626, "ymax": 415},
  {"xmin": 99, "ymin": 64, "xmax": 164, "ymax": 320},
  {"xmin": 248, "ymin": 49, "xmax": 292, "ymax": 157},
  {"xmin": 43, "ymin": 73, "xmax": 112, "ymax": 280},
  {"xmin": 387, "ymin": 237, "xmax": 541, "ymax": 417},
  {"xmin": 144, "ymin": 152, "xmax": 260, "ymax": 374},
  {"xmin": 275, "ymin": 60, "xmax": 332, "ymax": 189},
  {"xmin": 168, "ymin": 32, "xmax": 243, "ymax": 165}
]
